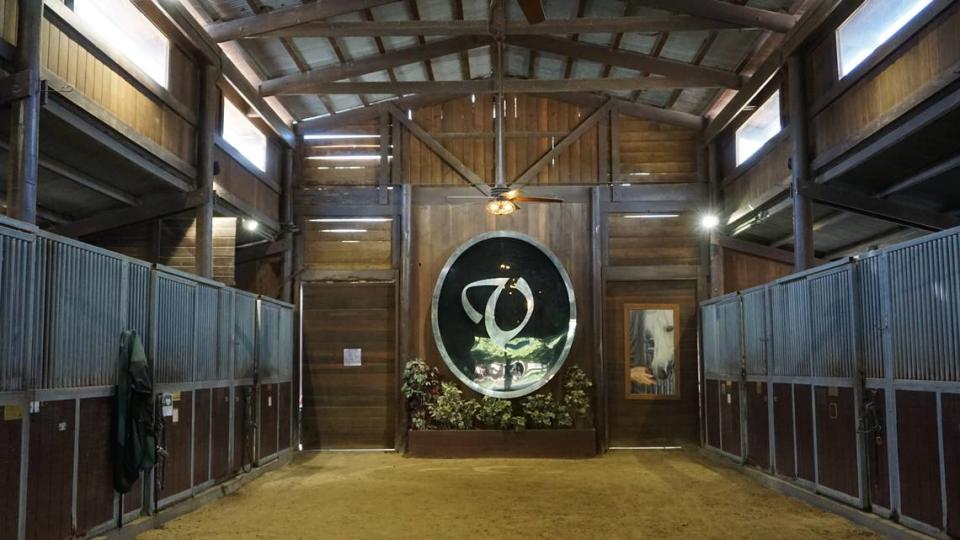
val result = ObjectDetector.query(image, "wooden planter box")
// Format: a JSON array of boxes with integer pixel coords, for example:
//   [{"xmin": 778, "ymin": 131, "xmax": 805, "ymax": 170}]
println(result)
[{"xmin": 406, "ymin": 428, "xmax": 597, "ymax": 458}]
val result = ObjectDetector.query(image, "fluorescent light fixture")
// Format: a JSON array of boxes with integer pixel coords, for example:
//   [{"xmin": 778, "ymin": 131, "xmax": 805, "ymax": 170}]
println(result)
[
  {"xmin": 625, "ymin": 214, "xmax": 679, "ymax": 219},
  {"xmin": 303, "ymin": 134, "xmax": 380, "ymax": 140},
  {"xmin": 307, "ymin": 155, "xmax": 390, "ymax": 161},
  {"xmin": 629, "ymin": 172, "xmax": 652, "ymax": 176},
  {"xmin": 621, "ymin": 183, "xmax": 632, "ymax": 187},
  {"xmin": 242, "ymin": 219, "xmax": 259, "ymax": 232},
  {"xmin": 322, "ymin": 229, "xmax": 367, "ymax": 233},
  {"xmin": 309, "ymin": 218, "xmax": 392, "ymax": 223},
  {"xmin": 699, "ymin": 213, "xmax": 721, "ymax": 230},
  {"xmin": 340, "ymin": 240, "xmax": 361, "ymax": 244}
]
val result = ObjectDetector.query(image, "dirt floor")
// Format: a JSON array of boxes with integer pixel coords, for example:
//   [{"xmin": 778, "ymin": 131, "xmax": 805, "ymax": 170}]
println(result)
[{"xmin": 139, "ymin": 450, "xmax": 875, "ymax": 539}]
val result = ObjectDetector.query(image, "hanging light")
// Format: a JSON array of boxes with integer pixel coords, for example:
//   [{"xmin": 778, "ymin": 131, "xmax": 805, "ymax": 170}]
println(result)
[
  {"xmin": 242, "ymin": 219, "xmax": 259, "ymax": 232},
  {"xmin": 699, "ymin": 213, "xmax": 720, "ymax": 230},
  {"xmin": 486, "ymin": 199, "xmax": 517, "ymax": 216}
]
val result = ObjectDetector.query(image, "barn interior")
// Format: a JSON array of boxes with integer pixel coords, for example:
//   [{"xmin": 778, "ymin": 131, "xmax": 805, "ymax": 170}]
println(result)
[{"xmin": 0, "ymin": 0, "xmax": 958, "ymax": 538}]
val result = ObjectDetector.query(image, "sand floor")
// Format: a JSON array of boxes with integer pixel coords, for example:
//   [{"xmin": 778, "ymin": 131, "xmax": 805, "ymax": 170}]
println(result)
[{"xmin": 139, "ymin": 450, "xmax": 875, "ymax": 539}]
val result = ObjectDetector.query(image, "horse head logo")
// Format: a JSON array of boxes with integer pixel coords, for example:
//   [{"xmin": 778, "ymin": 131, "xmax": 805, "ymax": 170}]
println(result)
[{"xmin": 461, "ymin": 277, "xmax": 534, "ymax": 350}]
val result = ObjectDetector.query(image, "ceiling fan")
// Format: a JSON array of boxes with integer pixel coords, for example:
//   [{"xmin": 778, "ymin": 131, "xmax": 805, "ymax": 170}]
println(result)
[{"xmin": 449, "ymin": 12, "xmax": 563, "ymax": 216}]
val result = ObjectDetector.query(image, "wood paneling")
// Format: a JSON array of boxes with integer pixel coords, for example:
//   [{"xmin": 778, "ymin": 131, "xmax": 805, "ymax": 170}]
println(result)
[
  {"xmin": 607, "ymin": 214, "xmax": 699, "ymax": 267},
  {"xmin": 77, "ymin": 397, "xmax": 114, "ymax": 534},
  {"xmin": 302, "ymin": 282, "xmax": 396, "ymax": 450},
  {"xmin": 303, "ymin": 218, "xmax": 392, "ymax": 270},
  {"xmin": 865, "ymin": 388, "xmax": 890, "ymax": 509},
  {"xmin": 38, "ymin": 12, "xmax": 197, "ymax": 165},
  {"xmin": 233, "ymin": 385, "xmax": 254, "ymax": 475},
  {"xmin": 722, "ymin": 248, "xmax": 793, "ymax": 294},
  {"xmin": 810, "ymin": 4, "xmax": 960, "ymax": 165},
  {"xmin": 278, "ymin": 382, "xmax": 292, "ymax": 452},
  {"xmin": 193, "ymin": 388, "xmax": 210, "ymax": 486},
  {"xmin": 721, "ymin": 134, "xmax": 791, "ymax": 224},
  {"xmin": 720, "ymin": 380, "xmax": 742, "ymax": 457},
  {"xmin": 605, "ymin": 280, "xmax": 699, "ymax": 446},
  {"xmin": 896, "ymin": 390, "xmax": 942, "ymax": 528},
  {"xmin": 746, "ymin": 381, "xmax": 770, "ymax": 470},
  {"xmin": 618, "ymin": 116, "xmax": 698, "ymax": 182},
  {"xmin": 26, "ymin": 399, "xmax": 75, "ymax": 540},
  {"xmin": 773, "ymin": 383, "xmax": 795, "ymax": 478},
  {"xmin": 158, "ymin": 390, "xmax": 192, "ymax": 502},
  {"xmin": 706, "ymin": 379, "xmax": 721, "ymax": 449},
  {"xmin": 235, "ymin": 253, "xmax": 284, "ymax": 299},
  {"xmin": 942, "ymin": 392, "xmax": 960, "ymax": 538},
  {"xmin": 814, "ymin": 386, "xmax": 858, "ymax": 498},
  {"xmin": 0, "ymin": 405, "xmax": 21, "ymax": 539},
  {"xmin": 302, "ymin": 122, "xmax": 381, "ymax": 187},
  {"xmin": 215, "ymin": 145, "xmax": 281, "ymax": 221},
  {"xmin": 211, "ymin": 387, "xmax": 231, "ymax": 482},
  {"xmin": 794, "ymin": 384, "xmax": 815, "ymax": 482},
  {"xmin": 259, "ymin": 383, "xmax": 278, "ymax": 458}
]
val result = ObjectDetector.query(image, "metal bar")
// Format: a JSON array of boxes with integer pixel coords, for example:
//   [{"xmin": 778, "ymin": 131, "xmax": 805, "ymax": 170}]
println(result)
[
  {"xmin": 5, "ymin": 0, "xmax": 43, "ymax": 223},
  {"xmin": 788, "ymin": 55, "xmax": 814, "ymax": 271}
]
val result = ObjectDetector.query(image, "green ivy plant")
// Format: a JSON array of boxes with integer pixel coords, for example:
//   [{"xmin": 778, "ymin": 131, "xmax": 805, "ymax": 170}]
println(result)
[
  {"xmin": 478, "ymin": 396, "xmax": 526, "ymax": 431},
  {"xmin": 401, "ymin": 359, "xmax": 441, "ymax": 430},
  {"xmin": 428, "ymin": 382, "xmax": 480, "ymax": 430},
  {"xmin": 522, "ymin": 393, "xmax": 560, "ymax": 428}
]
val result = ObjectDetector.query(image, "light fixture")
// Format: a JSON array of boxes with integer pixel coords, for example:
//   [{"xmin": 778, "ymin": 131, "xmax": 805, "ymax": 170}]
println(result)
[
  {"xmin": 242, "ymin": 219, "xmax": 259, "ymax": 232},
  {"xmin": 309, "ymin": 218, "xmax": 392, "ymax": 223},
  {"xmin": 303, "ymin": 134, "xmax": 380, "ymax": 140},
  {"xmin": 485, "ymin": 199, "xmax": 517, "ymax": 216},
  {"xmin": 340, "ymin": 240, "xmax": 361, "ymax": 244},
  {"xmin": 699, "ymin": 213, "xmax": 720, "ymax": 230},
  {"xmin": 307, "ymin": 155, "xmax": 389, "ymax": 161},
  {"xmin": 625, "ymin": 214, "xmax": 679, "ymax": 219},
  {"xmin": 322, "ymin": 229, "xmax": 367, "ymax": 233}
]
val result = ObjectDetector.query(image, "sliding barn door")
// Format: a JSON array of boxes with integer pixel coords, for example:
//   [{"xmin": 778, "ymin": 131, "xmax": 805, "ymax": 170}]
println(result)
[{"xmin": 301, "ymin": 281, "xmax": 397, "ymax": 450}]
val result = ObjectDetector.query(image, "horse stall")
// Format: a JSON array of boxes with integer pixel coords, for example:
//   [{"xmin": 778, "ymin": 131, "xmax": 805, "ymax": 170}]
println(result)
[{"xmin": 702, "ymin": 226, "xmax": 960, "ymax": 538}]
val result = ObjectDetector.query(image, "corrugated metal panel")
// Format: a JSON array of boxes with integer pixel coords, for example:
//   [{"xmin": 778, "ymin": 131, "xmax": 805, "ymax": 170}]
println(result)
[
  {"xmin": 701, "ymin": 303, "xmax": 720, "ymax": 377},
  {"xmin": 0, "ymin": 224, "xmax": 35, "ymax": 391},
  {"xmin": 278, "ymin": 307, "xmax": 294, "ymax": 380},
  {"xmin": 195, "ymin": 284, "xmax": 220, "ymax": 381},
  {"xmin": 128, "ymin": 262, "xmax": 151, "ymax": 350},
  {"xmin": 40, "ymin": 236, "xmax": 127, "ymax": 388},
  {"xmin": 717, "ymin": 297, "xmax": 742, "ymax": 378},
  {"xmin": 856, "ymin": 254, "xmax": 885, "ymax": 378},
  {"xmin": 258, "ymin": 300, "xmax": 280, "ymax": 379},
  {"xmin": 888, "ymin": 231, "xmax": 960, "ymax": 381},
  {"xmin": 742, "ymin": 288, "xmax": 768, "ymax": 376},
  {"xmin": 234, "ymin": 292, "xmax": 257, "ymax": 379},
  {"xmin": 808, "ymin": 267, "xmax": 855, "ymax": 378},
  {"xmin": 155, "ymin": 273, "xmax": 197, "ymax": 383},
  {"xmin": 217, "ymin": 289, "xmax": 235, "ymax": 381},
  {"xmin": 770, "ymin": 278, "xmax": 810, "ymax": 377}
]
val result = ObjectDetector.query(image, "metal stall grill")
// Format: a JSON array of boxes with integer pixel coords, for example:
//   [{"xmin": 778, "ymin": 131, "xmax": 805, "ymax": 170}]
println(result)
[
  {"xmin": 0, "ymin": 219, "xmax": 35, "ymax": 392},
  {"xmin": 701, "ymin": 225, "xmax": 960, "ymax": 538},
  {"xmin": 256, "ymin": 297, "xmax": 296, "ymax": 463},
  {"xmin": 701, "ymin": 293, "xmax": 742, "ymax": 459}
]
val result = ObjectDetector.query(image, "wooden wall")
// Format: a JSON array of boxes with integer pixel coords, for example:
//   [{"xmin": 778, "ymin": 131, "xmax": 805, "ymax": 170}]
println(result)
[
  {"xmin": 214, "ymin": 143, "xmax": 281, "ymax": 222},
  {"xmin": 721, "ymin": 248, "xmax": 793, "ymax": 294},
  {"xmin": 83, "ymin": 216, "xmax": 237, "ymax": 285},
  {"xmin": 618, "ymin": 117, "xmax": 699, "ymax": 182}
]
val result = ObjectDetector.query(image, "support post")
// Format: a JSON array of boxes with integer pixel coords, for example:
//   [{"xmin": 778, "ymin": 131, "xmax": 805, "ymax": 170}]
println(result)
[
  {"xmin": 196, "ymin": 63, "xmax": 219, "ymax": 278},
  {"xmin": 281, "ymin": 147, "xmax": 295, "ymax": 303},
  {"xmin": 378, "ymin": 109, "xmax": 390, "ymax": 204},
  {"xmin": 5, "ymin": 0, "xmax": 42, "ymax": 223},
  {"xmin": 707, "ymin": 141, "xmax": 723, "ymax": 298},
  {"xmin": 788, "ymin": 55, "xmax": 813, "ymax": 271}
]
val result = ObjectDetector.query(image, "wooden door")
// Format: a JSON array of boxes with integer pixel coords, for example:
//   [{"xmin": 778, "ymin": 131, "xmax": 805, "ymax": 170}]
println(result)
[{"xmin": 302, "ymin": 281, "xmax": 396, "ymax": 450}]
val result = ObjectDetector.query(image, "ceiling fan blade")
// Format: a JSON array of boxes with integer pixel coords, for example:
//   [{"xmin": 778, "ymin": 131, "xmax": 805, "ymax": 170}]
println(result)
[
  {"xmin": 503, "ymin": 189, "xmax": 522, "ymax": 200},
  {"xmin": 513, "ymin": 196, "xmax": 564, "ymax": 203}
]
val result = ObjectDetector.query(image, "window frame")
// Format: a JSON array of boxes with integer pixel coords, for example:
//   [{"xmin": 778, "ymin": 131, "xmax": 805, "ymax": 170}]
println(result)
[
  {"xmin": 734, "ymin": 90, "xmax": 783, "ymax": 167},
  {"xmin": 221, "ymin": 96, "xmax": 270, "ymax": 174},
  {"xmin": 834, "ymin": 0, "xmax": 937, "ymax": 80}
]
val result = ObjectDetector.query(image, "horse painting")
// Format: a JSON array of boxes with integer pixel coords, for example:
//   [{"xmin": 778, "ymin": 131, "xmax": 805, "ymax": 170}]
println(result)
[{"xmin": 625, "ymin": 304, "xmax": 679, "ymax": 398}]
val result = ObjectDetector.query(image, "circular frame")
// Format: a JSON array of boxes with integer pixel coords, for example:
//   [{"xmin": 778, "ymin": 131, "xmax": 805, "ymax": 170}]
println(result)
[{"xmin": 430, "ymin": 230, "xmax": 577, "ymax": 398}]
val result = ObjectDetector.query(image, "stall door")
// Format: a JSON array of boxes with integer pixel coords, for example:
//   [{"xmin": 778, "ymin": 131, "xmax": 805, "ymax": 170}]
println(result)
[{"xmin": 302, "ymin": 281, "xmax": 396, "ymax": 449}]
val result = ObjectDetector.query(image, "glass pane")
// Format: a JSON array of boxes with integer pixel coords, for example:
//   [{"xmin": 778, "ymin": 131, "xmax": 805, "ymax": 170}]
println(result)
[
  {"xmin": 735, "ymin": 91, "xmax": 781, "ymax": 166},
  {"xmin": 837, "ymin": 0, "xmax": 934, "ymax": 77},
  {"xmin": 223, "ymin": 99, "xmax": 268, "ymax": 172},
  {"xmin": 74, "ymin": 0, "xmax": 169, "ymax": 87}
]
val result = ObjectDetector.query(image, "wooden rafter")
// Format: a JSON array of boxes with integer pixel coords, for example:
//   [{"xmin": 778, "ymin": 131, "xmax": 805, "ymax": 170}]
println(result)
[
  {"xmin": 53, "ymin": 190, "xmax": 207, "ymax": 238},
  {"xmin": 407, "ymin": 0, "xmax": 436, "ymax": 82},
  {"xmin": 544, "ymin": 92, "xmax": 703, "ymax": 130},
  {"xmin": 260, "ymin": 36, "xmax": 493, "ymax": 96},
  {"xmin": 205, "ymin": 0, "xmax": 394, "ymax": 41},
  {"xmin": 562, "ymin": 0, "xmax": 588, "ymax": 80},
  {"xmin": 635, "ymin": 0, "xmax": 797, "ymax": 33},
  {"xmin": 518, "ymin": 0, "xmax": 546, "ymax": 24},
  {"xmin": 512, "ymin": 100, "xmax": 614, "ymax": 188},
  {"xmin": 799, "ymin": 182, "xmax": 960, "ymax": 231},
  {"xmin": 507, "ymin": 35, "xmax": 743, "ymax": 89}
]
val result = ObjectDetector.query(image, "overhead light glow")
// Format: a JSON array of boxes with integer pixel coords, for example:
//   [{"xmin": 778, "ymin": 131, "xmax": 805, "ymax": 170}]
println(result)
[
  {"xmin": 322, "ymin": 229, "xmax": 367, "ymax": 233},
  {"xmin": 699, "ymin": 213, "xmax": 721, "ymax": 230},
  {"xmin": 308, "ymin": 155, "xmax": 391, "ymax": 161},
  {"xmin": 242, "ymin": 219, "xmax": 259, "ymax": 232},
  {"xmin": 309, "ymin": 218, "xmax": 392, "ymax": 223},
  {"xmin": 485, "ymin": 199, "xmax": 517, "ymax": 216},
  {"xmin": 340, "ymin": 240, "xmax": 361, "ymax": 244},
  {"xmin": 303, "ymin": 134, "xmax": 380, "ymax": 140},
  {"xmin": 625, "ymin": 214, "xmax": 679, "ymax": 219}
]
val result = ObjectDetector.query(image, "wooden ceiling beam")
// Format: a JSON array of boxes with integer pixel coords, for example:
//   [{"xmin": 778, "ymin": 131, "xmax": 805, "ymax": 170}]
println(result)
[
  {"xmin": 261, "ymin": 36, "xmax": 493, "ymax": 96},
  {"xmin": 297, "ymin": 95, "xmax": 455, "ymax": 132},
  {"xmin": 507, "ymin": 35, "xmax": 743, "ymax": 89},
  {"xmin": 205, "ymin": 0, "xmax": 395, "ymax": 42},
  {"xmin": 248, "ymin": 16, "xmax": 744, "ymax": 38},
  {"xmin": 53, "ymin": 190, "xmax": 207, "ymax": 238},
  {"xmin": 635, "ymin": 0, "xmax": 797, "ymax": 33},
  {"xmin": 541, "ymin": 92, "xmax": 704, "ymax": 130},
  {"xmin": 271, "ymin": 77, "xmax": 723, "ymax": 96},
  {"xmin": 799, "ymin": 182, "xmax": 960, "ymax": 232},
  {"xmin": 518, "ymin": 0, "xmax": 546, "ymax": 24}
]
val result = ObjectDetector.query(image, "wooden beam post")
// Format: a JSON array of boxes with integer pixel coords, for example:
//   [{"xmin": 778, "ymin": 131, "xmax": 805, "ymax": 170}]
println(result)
[
  {"xmin": 707, "ymin": 141, "xmax": 723, "ymax": 297},
  {"xmin": 610, "ymin": 105, "xmax": 620, "ymax": 184},
  {"xmin": 378, "ymin": 109, "xmax": 390, "ymax": 204},
  {"xmin": 788, "ymin": 55, "xmax": 814, "ymax": 271},
  {"xmin": 196, "ymin": 63, "xmax": 219, "ymax": 279},
  {"xmin": 281, "ymin": 147, "xmax": 295, "ymax": 302},
  {"xmin": 5, "ymin": 0, "xmax": 42, "ymax": 223}
]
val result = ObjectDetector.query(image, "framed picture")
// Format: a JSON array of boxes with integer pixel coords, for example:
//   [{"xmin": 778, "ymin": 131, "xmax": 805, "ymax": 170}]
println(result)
[{"xmin": 624, "ymin": 303, "xmax": 680, "ymax": 400}]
